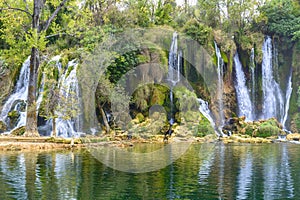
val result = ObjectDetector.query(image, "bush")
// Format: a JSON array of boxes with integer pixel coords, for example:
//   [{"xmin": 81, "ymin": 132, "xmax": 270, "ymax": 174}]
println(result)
[
  {"xmin": 255, "ymin": 122, "xmax": 280, "ymax": 138},
  {"xmin": 182, "ymin": 19, "xmax": 212, "ymax": 45},
  {"xmin": 195, "ymin": 116, "xmax": 215, "ymax": 137},
  {"xmin": 243, "ymin": 124, "xmax": 256, "ymax": 136}
]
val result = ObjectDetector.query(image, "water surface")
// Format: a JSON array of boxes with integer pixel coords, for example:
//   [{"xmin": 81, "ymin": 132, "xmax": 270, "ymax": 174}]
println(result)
[{"xmin": 0, "ymin": 143, "xmax": 300, "ymax": 199}]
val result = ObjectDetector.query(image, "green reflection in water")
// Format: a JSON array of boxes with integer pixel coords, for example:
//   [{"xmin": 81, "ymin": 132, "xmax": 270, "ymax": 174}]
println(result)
[{"xmin": 0, "ymin": 143, "xmax": 300, "ymax": 199}]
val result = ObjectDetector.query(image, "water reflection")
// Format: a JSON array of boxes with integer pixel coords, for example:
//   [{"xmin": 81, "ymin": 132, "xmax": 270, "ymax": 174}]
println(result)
[
  {"xmin": 198, "ymin": 143, "xmax": 216, "ymax": 184},
  {"xmin": 0, "ymin": 144, "xmax": 299, "ymax": 199},
  {"xmin": 237, "ymin": 148, "xmax": 253, "ymax": 199}
]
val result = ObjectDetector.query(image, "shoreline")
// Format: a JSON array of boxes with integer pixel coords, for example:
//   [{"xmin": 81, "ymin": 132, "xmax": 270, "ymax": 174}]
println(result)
[{"xmin": 0, "ymin": 133, "xmax": 298, "ymax": 151}]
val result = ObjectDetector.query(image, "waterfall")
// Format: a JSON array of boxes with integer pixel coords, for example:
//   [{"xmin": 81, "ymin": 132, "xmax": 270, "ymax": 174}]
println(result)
[
  {"xmin": 198, "ymin": 98, "xmax": 222, "ymax": 135},
  {"xmin": 168, "ymin": 32, "xmax": 181, "ymax": 124},
  {"xmin": 214, "ymin": 42, "xmax": 225, "ymax": 128},
  {"xmin": 261, "ymin": 36, "xmax": 284, "ymax": 121},
  {"xmin": 55, "ymin": 60, "xmax": 82, "ymax": 137},
  {"xmin": 282, "ymin": 71, "xmax": 292, "ymax": 129},
  {"xmin": 168, "ymin": 32, "xmax": 179, "ymax": 85},
  {"xmin": 0, "ymin": 57, "xmax": 30, "ymax": 129},
  {"xmin": 233, "ymin": 53, "xmax": 254, "ymax": 121}
]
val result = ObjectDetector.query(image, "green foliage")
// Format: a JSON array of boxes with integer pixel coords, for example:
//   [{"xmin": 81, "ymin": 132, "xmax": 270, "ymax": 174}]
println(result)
[
  {"xmin": 106, "ymin": 51, "xmax": 140, "ymax": 84},
  {"xmin": 196, "ymin": 116, "xmax": 215, "ymax": 137},
  {"xmin": 135, "ymin": 113, "xmax": 145, "ymax": 123},
  {"xmin": 292, "ymin": 113, "xmax": 300, "ymax": 131},
  {"xmin": 174, "ymin": 86, "xmax": 199, "ymax": 112},
  {"xmin": 10, "ymin": 126, "xmax": 25, "ymax": 136},
  {"xmin": 133, "ymin": 84, "xmax": 169, "ymax": 113},
  {"xmin": 154, "ymin": 0, "xmax": 176, "ymax": 26},
  {"xmin": 0, "ymin": 0, "xmax": 32, "ymax": 66},
  {"xmin": 255, "ymin": 119, "xmax": 281, "ymax": 138},
  {"xmin": 243, "ymin": 124, "xmax": 256, "ymax": 136},
  {"xmin": 182, "ymin": 19, "xmax": 212, "ymax": 45},
  {"xmin": 259, "ymin": 0, "xmax": 300, "ymax": 40}
]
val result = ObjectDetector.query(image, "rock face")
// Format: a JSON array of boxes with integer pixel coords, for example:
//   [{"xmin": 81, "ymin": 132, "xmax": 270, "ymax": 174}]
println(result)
[{"xmin": 223, "ymin": 117, "xmax": 284, "ymax": 138}]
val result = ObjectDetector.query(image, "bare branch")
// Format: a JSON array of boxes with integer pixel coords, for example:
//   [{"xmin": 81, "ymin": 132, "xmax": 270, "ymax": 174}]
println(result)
[
  {"xmin": 45, "ymin": 32, "xmax": 74, "ymax": 38},
  {"xmin": 0, "ymin": 7, "xmax": 32, "ymax": 17},
  {"xmin": 43, "ymin": 0, "xmax": 68, "ymax": 31}
]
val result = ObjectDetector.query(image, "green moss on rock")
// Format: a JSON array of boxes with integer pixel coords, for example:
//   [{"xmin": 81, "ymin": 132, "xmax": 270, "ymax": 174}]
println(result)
[{"xmin": 11, "ymin": 126, "xmax": 25, "ymax": 136}]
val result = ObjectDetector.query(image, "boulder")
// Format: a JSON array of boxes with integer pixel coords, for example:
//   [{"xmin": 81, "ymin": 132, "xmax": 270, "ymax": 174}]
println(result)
[{"xmin": 286, "ymin": 133, "xmax": 300, "ymax": 141}]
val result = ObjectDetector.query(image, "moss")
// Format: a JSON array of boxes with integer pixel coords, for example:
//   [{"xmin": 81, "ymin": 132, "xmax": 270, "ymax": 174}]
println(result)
[
  {"xmin": 291, "ymin": 113, "xmax": 300, "ymax": 132},
  {"xmin": 135, "ymin": 113, "xmax": 145, "ymax": 123},
  {"xmin": 221, "ymin": 51, "xmax": 228, "ymax": 64},
  {"xmin": 255, "ymin": 120, "xmax": 280, "ymax": 138},
  {"xmin": 243, "ymin": 124, "xmax": 256, "ymax": 136},
  {"xmin": 65, "ymin": 65, "xmax": 74, "ymax": 78},
  {"xmin": 11, "ymin": 126, "xmax": 25, "ymax": 136},
  {"xmin": 195, "ymin": 115, "xmax": 215, "ymax": 137}
]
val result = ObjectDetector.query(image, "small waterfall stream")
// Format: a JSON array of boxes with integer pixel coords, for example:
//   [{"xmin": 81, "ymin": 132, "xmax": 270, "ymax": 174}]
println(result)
[
  {"xmin": 234, "ymin": 53, "xmax": 254, "ymax": 121},
  {"xmin": 282, "ymin": 70, "xmax": 293, "ymax": 129},
  {"xmin": 0, "ymin": 57, "xmax": 30, "ymax": 130},
  {"xmin": 198, "ymin": 98, "xmax": 222, "ymax": 135},
  {"xmin": 54, "ymin": 60, "xmax": 82, "ymax": 137},
  {"xmin": 0, "ymin": 56, "xmax": 82, "ymax": 137},
  {"xmin": 168, "ymin": 32, "xmax": 181, "ymax": 124},
  {"xmin": 214, "ymin": 42, "xmax": 225, "ymax": 129}
]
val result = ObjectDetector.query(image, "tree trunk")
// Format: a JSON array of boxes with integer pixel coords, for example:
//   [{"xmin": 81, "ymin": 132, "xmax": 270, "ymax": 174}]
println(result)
[
  {"xmin": 98, "ymin": 103, "xmax": 110, "ymax": 133},
  {"xmin": 52, "ymin": 118, "xmax": 56, "ymax": 137},
  {"xmin": 24, "ymin": 0, "xmax": 68, "ymax": 137},
  {"xmin": 25, "ymin": 0, "xmax": 41, "ymax": 137},
  {"xmin": 25, "ymin": 47, "xmax": 40, "ymax": 137}
]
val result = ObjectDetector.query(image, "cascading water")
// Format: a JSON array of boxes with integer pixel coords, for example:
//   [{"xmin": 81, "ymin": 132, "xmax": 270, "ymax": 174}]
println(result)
[
  {"xmin": 214, "ymin": 42, "xmax": 225, "ymax": 129},
  {"xmin": 198, "ymin": 98, "xmax": 222, "ymax": 135},
  {"xmin": 261, "ymin": 36, "xmax": 284, "ymax": 121},
  {"xmin": 0, "ymin": 57, "xmax": 30, "ymax": 129},
  {"xmin": 282, "ymin": 71, "xmax": 293, "ymax": 129},
  {"xmin": 233, "ymin": 53, "xmax": 254, "ymax": 121},
  {"xmin": 168, "ymin": 32, "xmax": 181, "ymax": 124},
  {"xmin": 55, "ymin": 60, "xmax": 82, "ymax": 137}
]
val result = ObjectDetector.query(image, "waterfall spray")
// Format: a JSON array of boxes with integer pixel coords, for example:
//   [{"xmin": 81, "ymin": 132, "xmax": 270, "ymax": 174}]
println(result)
[
  {"xmin": 0, "ymin": 57, "xmax": 30, "ymax": 130},
  {"xmin": 233, "ymin": 53, "xmax": 254, "ymax": 121},
  {"xmin": 261, "ymin": 36, "xmax": 284, "ymax": 121}
]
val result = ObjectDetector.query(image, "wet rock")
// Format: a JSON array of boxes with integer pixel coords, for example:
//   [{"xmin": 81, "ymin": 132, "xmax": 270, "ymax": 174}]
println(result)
[
  {"xmin": 7, "ymin": 110, "xmax": 20, "ymax": 128},
  {"xmin": 0, "ymin": 121, "xmax": 7, "ymax": 133}
]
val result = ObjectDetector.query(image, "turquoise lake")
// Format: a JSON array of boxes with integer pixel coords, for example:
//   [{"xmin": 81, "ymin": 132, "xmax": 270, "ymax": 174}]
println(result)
[{"xmin": 0, "ymin": 142, "xmax": 300, "ymax": 199}]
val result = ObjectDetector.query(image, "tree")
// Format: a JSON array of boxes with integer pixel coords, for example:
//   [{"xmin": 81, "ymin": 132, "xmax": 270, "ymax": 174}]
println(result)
[
  {"xmin": 95, "ymin": 76, "xmax": 113, "ymax": 133},
  {"xmin": 258, "ymin": 0, "xmax": 300, "ymax": 40},
  {"xmin": 0, "ymin": 0, "xmax": 69, "ymax": 136}
]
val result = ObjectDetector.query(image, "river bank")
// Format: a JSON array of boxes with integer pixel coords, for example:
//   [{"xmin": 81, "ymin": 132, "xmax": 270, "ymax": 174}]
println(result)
[{"xmin": 0, "ymin": 132, "xmax": 299, "ymax": 151}]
